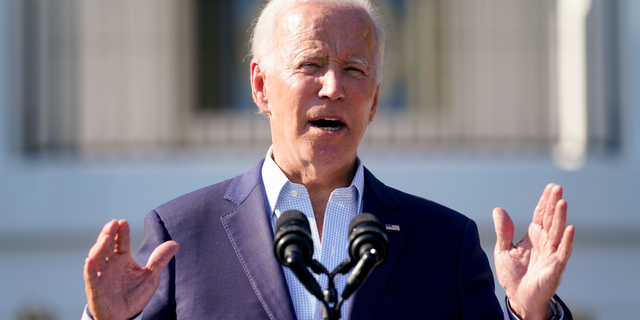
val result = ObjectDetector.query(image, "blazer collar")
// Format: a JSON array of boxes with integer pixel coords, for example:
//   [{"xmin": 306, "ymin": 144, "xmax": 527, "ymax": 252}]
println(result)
[
  {"xmin": 221, "ymin": 159, "xmax": 297, "ymax": 320},
  {"xmin": 347, "ymin": 167, "xmax": 410, "ymax": 319},
  {"xmin": 221, "ymin": 161, "xmax": 410, "ymax": 320}
]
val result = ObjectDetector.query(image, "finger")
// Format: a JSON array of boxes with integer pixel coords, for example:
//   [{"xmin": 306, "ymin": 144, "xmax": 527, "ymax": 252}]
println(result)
[
  {"xmin": 114, "ymin": 219, "xmax": 131, "ymax": 254},
  {"xmin": 549, "ymin": 199, "xmax": 568, "ymax": 247},
  {"xmin": 557, "ymin": 225, "xmax": 575, "ymax": 264},
  {"xmin": 89, "ymin": 220, "xmax": 120, "ymax": 268},
  {"xmin": 87, "ymin": 234, "xmax": 115, "ymax": 270},
  {"xmin": 84, "ymin": 257, "xmax": 100, "ymax": 289},
  {"xmin": 543, "ymin": 185, "xmax": 563, "ymax": 231},
  {"xmin": 84, "ymin": 257, "xmax": 100, "ymax": 312},
  {"xmin": 84, "ymin": 257, "xmax": 104, "ymax": 320},
  {"xmin": 146, "ymin": 241, "xmax": 179, "ymax": 274},
  {"xmin": 533, "ymin": 183, "xmax": 555, "ymax": 225},
  {"xmin": 493, "ymin": 207, "xmax": 515, "ymax": 252},
  {"xmin": 97, "ymin": 219, "xmax": 119, "ymax": 242}
]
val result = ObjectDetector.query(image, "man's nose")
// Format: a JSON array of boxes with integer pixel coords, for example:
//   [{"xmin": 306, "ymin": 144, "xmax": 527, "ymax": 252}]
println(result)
[{"xmin": 318, "ymin": 68, "xmax": 345, "ymax": 100}]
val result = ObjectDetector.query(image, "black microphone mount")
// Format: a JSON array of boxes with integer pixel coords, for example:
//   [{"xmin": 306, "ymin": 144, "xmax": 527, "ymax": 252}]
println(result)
[{"xmin": 274, "ymin": 211, "xmax": 389, "ymax": 320}]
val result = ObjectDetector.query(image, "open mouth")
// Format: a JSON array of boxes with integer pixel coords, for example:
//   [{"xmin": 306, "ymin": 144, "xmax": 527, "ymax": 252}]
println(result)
[{"xmin": 309, "ymin": 118, "xmax": 345, "ymax": 132}]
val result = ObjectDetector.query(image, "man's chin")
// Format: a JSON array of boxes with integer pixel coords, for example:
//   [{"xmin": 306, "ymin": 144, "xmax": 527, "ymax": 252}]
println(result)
[{"xmin": 305, "ymin": 144, "xmax": 357, "ymax": 164}]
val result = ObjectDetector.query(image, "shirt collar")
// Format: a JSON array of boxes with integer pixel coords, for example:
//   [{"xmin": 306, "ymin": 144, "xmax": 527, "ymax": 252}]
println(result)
[{"xmin": 261, "ymin": 145, "xmax": 365, "ymax": 218}]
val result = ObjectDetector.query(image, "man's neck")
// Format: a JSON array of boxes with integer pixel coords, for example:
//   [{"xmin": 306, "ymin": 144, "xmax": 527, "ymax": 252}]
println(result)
[
  {"xmin": 271, "ymin": 149, "xmax": 358, "ymax": 241},
  {"xmin": 271, "ymin": 148, "xmax": 357, "ymax": 194}
]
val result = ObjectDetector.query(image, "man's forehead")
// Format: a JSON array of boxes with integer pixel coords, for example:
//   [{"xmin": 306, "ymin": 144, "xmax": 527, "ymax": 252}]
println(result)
[
  {"xmin": 282, "ymin": 10, "xmax": 304, "ymax": 35},
  {"xmin": 278, "ymin": 2, "xmax": 374, "ymax": 42}
]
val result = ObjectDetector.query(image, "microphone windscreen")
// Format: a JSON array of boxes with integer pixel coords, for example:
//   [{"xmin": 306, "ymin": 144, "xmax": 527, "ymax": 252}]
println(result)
[
  {"xmin": 276, "ymin": 209, "xmax": 309, "ymax": 232},
  {"xmin": 348, "ymin": 213, "xmax": 383, "ymax": 234}
]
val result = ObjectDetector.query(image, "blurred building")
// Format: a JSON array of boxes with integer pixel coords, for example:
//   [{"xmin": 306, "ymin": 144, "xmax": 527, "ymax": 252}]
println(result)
[
  {"xmin": 12, "ymin": 0, "xmax": 619, "ymax": 157},
  {"xmin": 1, "ymin": 0, "xmax": 639, "ymax": 319}
]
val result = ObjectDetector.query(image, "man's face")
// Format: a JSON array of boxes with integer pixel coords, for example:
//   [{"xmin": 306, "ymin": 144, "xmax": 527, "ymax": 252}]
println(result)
[{"xmin": 253, "ymin": 3, "xmax": 379, "ymax": 172}]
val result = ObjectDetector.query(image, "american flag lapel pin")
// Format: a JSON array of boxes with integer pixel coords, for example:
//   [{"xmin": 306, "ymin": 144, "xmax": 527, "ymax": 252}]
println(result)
[{"xmin": 385, "ymin": 224, "xmax": 400, "ymax": 231}]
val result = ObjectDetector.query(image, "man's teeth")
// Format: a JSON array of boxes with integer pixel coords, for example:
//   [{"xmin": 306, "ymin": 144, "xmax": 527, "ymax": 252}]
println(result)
[{"xmin": 319, "ymin": 126, "xmax": 340, "ymax": 132}]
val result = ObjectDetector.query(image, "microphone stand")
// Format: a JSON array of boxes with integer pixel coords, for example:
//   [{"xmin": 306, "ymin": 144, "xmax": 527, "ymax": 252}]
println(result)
[
  {"xmin": 306, "ymin": 258, "xmax": 355, "ymax": 320},
  {"xmin": 274, "ymin": 211, "xmax": 388, "ymax": 320}
]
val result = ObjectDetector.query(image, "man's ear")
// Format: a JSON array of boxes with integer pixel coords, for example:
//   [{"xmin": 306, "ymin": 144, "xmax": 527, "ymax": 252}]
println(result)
[
  {"xmin": 251, "ymin": 61, "xmax": 270, "ymax": 114},
  {"xmin": 367, "ymin": 84, "xmax": 380, "ymax": 124}
]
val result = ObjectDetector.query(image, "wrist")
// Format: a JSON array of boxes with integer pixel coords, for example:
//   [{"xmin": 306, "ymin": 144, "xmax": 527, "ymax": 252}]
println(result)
[{"xmin": 507, "ymin": 297, "xmax": 554, "ymax": 320}]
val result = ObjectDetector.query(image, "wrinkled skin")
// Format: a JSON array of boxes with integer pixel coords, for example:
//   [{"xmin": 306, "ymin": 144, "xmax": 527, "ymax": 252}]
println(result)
[
  {"xmin": 493, "ymin": 184, "xmax": 575, "ymax": 319},
  {"xmin": 251, "ymin": 2, "xmax": 380, "ymax": 237},
  {"xmin": 84, "ymin": 219, "xmax": 178, "ymax": 320}
]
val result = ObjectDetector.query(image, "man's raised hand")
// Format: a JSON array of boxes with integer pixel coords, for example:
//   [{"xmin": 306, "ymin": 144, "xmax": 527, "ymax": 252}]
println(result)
[
  {"xmin": 84, "ymin": 219, "xmax": 179, "ymax": 320},
  {"xmin": 493, "ymin": 184, "xmax": 575, "ymax": 320}
]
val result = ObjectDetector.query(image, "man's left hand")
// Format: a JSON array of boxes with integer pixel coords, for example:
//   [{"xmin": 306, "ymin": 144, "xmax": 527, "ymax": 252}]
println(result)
[{"xmin": 493, "ymin": 183, "xmax": 575, "ymax": 320}]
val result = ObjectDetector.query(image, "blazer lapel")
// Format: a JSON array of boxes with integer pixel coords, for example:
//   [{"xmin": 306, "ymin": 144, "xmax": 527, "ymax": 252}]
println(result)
[
  {"xmin": 348, "ymin": 167, "xmax": 410, "ymax": 319},
  {"xmin": 220, "ymin": 160, "xmax": 297, "ymax": 320}
]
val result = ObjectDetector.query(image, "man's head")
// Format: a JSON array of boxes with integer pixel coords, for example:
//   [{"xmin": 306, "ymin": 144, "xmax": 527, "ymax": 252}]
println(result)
[
  {"xmin": 251, "ymin": 0, "xmax": 386, "ymax": 83},
  {"xmin": 250, "ymin": 0, "xmax": 384, "ymax": 181}
]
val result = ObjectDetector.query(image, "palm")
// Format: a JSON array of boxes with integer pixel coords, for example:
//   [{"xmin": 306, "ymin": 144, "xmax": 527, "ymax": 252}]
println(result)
[
  {"xmin": 493, "ymin": 184, "xmax": 575, "ymax": 320},
  {"xmin": 84, "ymin": 220, "xmax": 179, "ymax": 320}
]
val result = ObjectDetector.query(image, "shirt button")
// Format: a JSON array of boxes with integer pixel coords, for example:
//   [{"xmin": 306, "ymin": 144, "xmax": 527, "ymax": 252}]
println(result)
[{"xmin": 290, "ymin": 190, "xmax": 298, "ymax": 197}]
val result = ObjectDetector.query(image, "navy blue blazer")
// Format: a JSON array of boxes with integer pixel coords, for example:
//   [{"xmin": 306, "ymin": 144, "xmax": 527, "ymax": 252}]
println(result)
[{"xmin": 134, "ymin": 160, "xmax": 569, "ymax": 319}]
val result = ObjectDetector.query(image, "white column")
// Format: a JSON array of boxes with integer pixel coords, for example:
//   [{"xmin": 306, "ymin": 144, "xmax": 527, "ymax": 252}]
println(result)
[{"xmin": 553, "ymin": 0, "xmax": 592, "ymax": 170}]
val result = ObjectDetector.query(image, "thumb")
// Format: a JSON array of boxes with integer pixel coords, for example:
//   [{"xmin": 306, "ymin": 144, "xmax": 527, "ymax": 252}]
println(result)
[
  {"xmin": 146, "ymin": 241, "xmax": 179, "ymax": 274},
  {"xmin": 493, "ymin": 207, "xmax": 514, "ymax": 252}
]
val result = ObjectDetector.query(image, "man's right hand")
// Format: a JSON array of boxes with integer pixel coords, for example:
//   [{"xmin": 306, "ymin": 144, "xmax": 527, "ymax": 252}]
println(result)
[{"xmin": 84, "ymin": 219, "xmax": 179, "ymax": 320}]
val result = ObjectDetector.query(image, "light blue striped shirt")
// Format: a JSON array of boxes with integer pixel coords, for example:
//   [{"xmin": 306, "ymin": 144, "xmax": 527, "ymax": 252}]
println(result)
[{"xmin": 262, "ymin": 145, "xmax": 364, "ymax": 320}]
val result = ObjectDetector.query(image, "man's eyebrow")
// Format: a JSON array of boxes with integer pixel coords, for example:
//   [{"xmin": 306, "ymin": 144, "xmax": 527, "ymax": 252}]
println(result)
[
  {"xmin": 298, "ymin": 54, "xmax": 370, "ymax": 70},
  {"xmin": 300, "ymin": 52, "xmax": 325, "ymax": 60},
  {"xmin": 347, "ymin": 57, "xmax": 369, "ymax": 68}
]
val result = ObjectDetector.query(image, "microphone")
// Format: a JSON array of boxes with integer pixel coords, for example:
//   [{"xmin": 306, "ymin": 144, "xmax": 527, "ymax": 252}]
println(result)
[
  {"xmin": 341, "ymin": 213, "xmax": 389, "ymax": 299},
  {"xmin": 273, "ymin": 210, "xmax": 323, "ymax": 300}
]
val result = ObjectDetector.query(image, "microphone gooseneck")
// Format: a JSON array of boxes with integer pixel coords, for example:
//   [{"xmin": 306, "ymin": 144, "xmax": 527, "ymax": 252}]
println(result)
[
  {"xmin": 342, "ymin": 213, "xmax": 389, "ymax": 299},
  {"xmin": 274, "ymin": 210, "xmax": 323, "ymax": 300},
  {"xmin": 273, "ymin": 211, "xmax": 390, "ymax": 320}
]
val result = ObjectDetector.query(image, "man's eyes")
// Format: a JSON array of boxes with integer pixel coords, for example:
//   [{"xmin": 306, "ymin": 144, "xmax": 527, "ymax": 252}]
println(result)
[
  {"xmin": 345, "ymin": 66, "xmax": 366, "ymax": 77},
  {"xmin": 301, "ymin": 62, "xmax": 321, "ymax": 68},
  {"xmin": 298, "ymin": 63, "xmax": 366, "ymax": 77},
  {"xmin": 345, "ymin": 66, "xmax": 364, "ymax": 73},
  {"xmin": 299, "ymin": 62, "xmax": 321, "ymax": 73}
]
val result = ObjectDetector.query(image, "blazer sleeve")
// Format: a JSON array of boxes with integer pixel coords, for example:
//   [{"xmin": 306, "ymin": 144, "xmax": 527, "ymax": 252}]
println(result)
[
  {"xmin": 134, "ymin": 210, "xmax": 177, "ymax": 320},
  {"xmin": 457, "ymin": 219, "xmax": 505, "ymax": 319}
]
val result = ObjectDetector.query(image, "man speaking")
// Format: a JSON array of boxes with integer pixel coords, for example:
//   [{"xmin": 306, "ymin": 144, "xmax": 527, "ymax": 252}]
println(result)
[{"xmin": 83, "ymin": 0, "xmax": 575, "ymax": 319}]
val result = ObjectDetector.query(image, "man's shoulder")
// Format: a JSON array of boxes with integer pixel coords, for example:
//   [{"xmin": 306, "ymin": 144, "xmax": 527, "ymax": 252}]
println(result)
[{"xmin": 154, "ymin": 178, "xmax": 235, "ymax": 217}]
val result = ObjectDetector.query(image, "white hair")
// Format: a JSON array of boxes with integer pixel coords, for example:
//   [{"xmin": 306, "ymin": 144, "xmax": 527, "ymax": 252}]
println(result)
[{"xmin": 249, "ymin": 0, "xmax": 386, "ymax": 83}]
